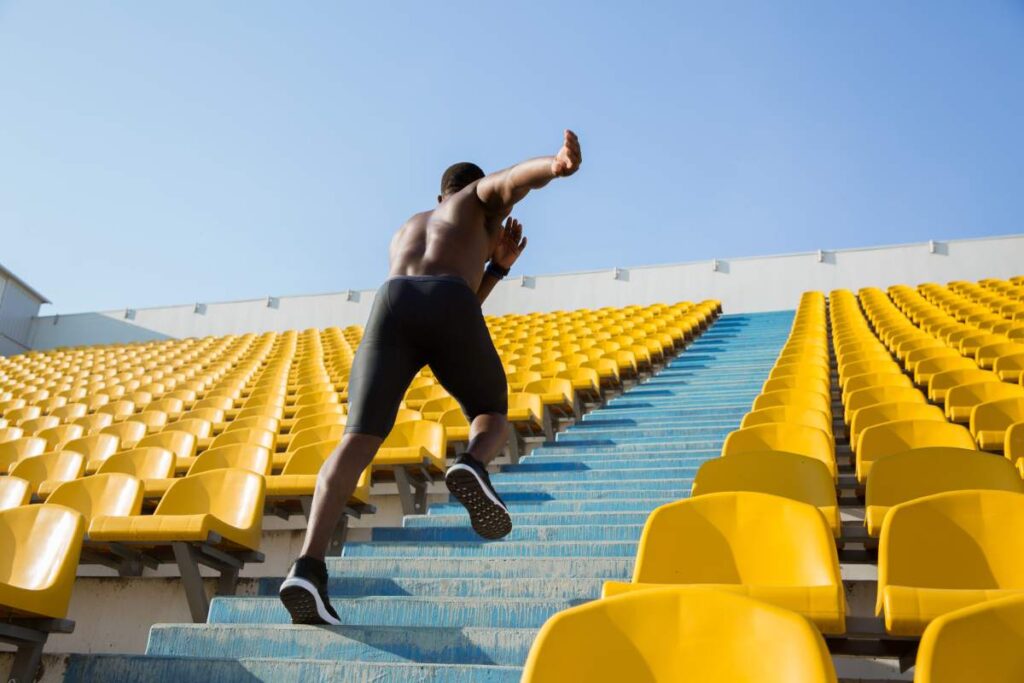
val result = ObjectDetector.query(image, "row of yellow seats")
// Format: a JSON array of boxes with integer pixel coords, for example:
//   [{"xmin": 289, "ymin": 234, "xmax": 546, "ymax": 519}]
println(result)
[
  {"xmin": 603, "ymin": 294, "xmax": 847, "ymax": 637},
  {"xmin": 831, "ymin": 290, "xmax": 977, "ymax": 483},
  {"xmin": 522, "ymin": 585, "xmax": 1024, "ymax": 682},
  {"xmin": 859, "ymin": 287, "xmax": 1024, "ymax": 463}
]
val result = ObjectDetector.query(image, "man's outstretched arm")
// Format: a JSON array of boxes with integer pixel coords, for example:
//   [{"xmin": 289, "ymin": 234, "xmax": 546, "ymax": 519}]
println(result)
[{"xmin": 476, "ymin": 129, "xmax": 582, "ymax": 218}]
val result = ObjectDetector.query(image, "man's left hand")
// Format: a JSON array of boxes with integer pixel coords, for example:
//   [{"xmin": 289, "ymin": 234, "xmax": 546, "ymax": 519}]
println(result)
[{"xmin": 492, "ymin": 217, "xmax": 528, "ymax": 270}]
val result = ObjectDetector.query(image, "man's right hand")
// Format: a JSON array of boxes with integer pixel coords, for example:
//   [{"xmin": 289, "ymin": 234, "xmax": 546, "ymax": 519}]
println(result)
[{"xmin": 551, "ymin": 129, "xmax": 582, "ymax": 178}]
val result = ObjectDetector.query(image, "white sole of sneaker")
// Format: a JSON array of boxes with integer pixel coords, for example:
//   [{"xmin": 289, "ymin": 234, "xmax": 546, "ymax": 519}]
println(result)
[
  {"xmin": 279, "ymin": 577, "xmax": 342, "ymax": 625},
  {"xmin": 445, "ymin": 463, "xmax": 512, "ymax": 540}
]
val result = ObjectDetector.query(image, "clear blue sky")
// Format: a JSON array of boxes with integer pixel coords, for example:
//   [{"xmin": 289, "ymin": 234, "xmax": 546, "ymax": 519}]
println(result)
[{"xmin": 2, "ymin": 1, "xmax": 1022, "ymax": 314}]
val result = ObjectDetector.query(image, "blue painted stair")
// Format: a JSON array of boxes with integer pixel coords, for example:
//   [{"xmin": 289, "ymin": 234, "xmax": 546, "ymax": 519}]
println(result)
[{"xmin": 64, "ymin": 311, "xmax": 794, "ymax": 683}]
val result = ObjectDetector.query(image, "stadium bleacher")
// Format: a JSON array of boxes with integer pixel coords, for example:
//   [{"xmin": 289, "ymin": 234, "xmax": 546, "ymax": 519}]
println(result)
[{"xmin": 4, "ymin": 277, "xmax": 1024, "ymax": 681}]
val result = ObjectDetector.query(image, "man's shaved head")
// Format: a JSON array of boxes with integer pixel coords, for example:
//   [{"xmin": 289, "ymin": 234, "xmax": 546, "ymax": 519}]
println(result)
[{"xmin": 440, "ymin": 162, "xmax": 485, "ymax": 198}]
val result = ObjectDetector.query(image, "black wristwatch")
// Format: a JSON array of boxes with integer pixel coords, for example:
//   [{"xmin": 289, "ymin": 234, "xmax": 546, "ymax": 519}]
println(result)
[{"xmin": 486, "ymin": 261, "xmax": 510, "ymax": 279}]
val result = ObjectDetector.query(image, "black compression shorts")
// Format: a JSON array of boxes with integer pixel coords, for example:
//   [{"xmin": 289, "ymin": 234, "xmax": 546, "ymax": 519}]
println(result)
[{"xmin": 344, "ymin": 275, "xmax": 508, "ymax": 438}]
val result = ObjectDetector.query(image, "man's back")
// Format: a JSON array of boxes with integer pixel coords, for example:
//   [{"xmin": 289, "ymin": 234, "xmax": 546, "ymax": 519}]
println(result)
[{"xmin": 388, "ymin": 183, "xmax": 500, "ymax": 291}]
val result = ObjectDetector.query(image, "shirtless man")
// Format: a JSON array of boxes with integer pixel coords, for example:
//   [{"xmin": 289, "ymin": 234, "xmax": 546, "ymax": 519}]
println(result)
[{"xmin": 279, "ymin": 129, "xmax": 583, "ymax": 625}]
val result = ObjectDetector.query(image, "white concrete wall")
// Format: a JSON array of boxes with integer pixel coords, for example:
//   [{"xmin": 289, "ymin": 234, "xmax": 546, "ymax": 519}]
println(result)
[
  {"xmin": 27, "ymin": 234, "xmax": 1024, "ymax": 350},
  {"xmin": 1, "ymin": 272, "xmax": 46, "ymax": 354}
]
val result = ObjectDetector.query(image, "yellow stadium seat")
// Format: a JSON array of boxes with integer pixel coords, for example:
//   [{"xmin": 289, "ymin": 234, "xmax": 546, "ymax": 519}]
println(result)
[
  {"xmin": 1008, "ymin": 423, "xmax": 1024, "ymax": 465},
  {"xmin": 878, "ymin": 489, "xmax": 1024, "ymax": 635},
  {"xmin": 928, "ymin": 368, "xmax": 999, "ymax": 403},
  {"xmin": 864, "ymin": 447, "xmax": 1022, "ymax": 537},
  {"xmin": 278, "ymin": 412, "xmax": 347, "ymax": 451},
  {"xmin": 374, "ymin": 420, "xmax": 448, "ymax": 474},
  {"xmin": 692, "ymin": 451, "xmax": 839, "ymax": 536},
  {"xmin": 762, "ymin": 375, "xmax": 830, "ymax": 395},
  {"xmin": 970, "ymin": 397, "xmax": 1024, "ymax": 451},
  {"xmin": 752, "ymin": 389, "xmax": 831, "ymax": 418},
  {"xmin": 6, "ymin": 406, "xmax": 42, "ymax": 426},
  {"xmin": 739, "ymin": 406, "xmax": 832, "ymax": 435},
  {"xmin": 36, "ymin": 423, "xmax": 85, "ymax": 452},
  {"xmin": 133, "ymin": 410, "xmax": 169, "ymax": 433},
  {"xmin": 0, "ymin": 426, "xmax": 23, "ymax": 443},
  {"xmin": 839, "ymin": 359, "xmax": 902, "ymax": 386},
  {"xmin": 722, "ymin": 423, "xmax": 836, "ymax": 480},
  {"xmin": 506, "ymin": 370, "xmax": 543, "ymax": 393},
  {"xmin": 849, "ymin": 402, "xmax": 946, "ymax": 452},
  {"xmin": 844, "ymin": 386, "xmax": 925, "ymax": 424},
  {"xmin": 47, "ymin": 473, "xmax": 144, "ymax": 530},
  {"xmin": 523, "ymin": 378, "xmax": 578, "ymax": 418},
  {"xmin": 842, "ymin": 371, "xmax": 913, "ymax": 397},
  {"xmin": 286, "ymin": 422, "xmax": 346, "ymax": 455},
  {"xmin": 88, "ymin": 468, "xmax": 265, "ymax": 622},
  {"xmin": 223, "ymin": 415, "xmax": 280, "ymax": 435},
  {"xmin": 522, "ymin": 588, "xmax": 838, "ymax": 683},
  {"xmin": 403, "ymin": 384, "xmax": 448, "ymax": 410},
  {"xmin": 857, "ymin": 419, "xmax": 976, "ymax": 483},
  {"xmin": 96, "ymin": 447, "xmax": 177, "ymax": 494},
  {"xmin": 138, "ymin": 429, "xmax": 197, "ymax": 464},
  {"xmin": 144, "ymin": 444, "xmax": 273, "ymax": 498},
  {"xmin": 946, "ymin": 380, "xmax": 1024, "ymax": 423},
  {"xmin": 62, "ymin": 433, "xmax": 121, "ymax": 473},
  {"xmin": 0, "ymin": 476, "xmax": 31, "ymax": 512},
  {"xmin": 50, "ymin": 403, "xmax": 87, "ymax": 422},
  {"xmin": 555, "ymin": 367, "xmax": 601, "ymax": 403},
  {"xmin": 0, "ymin": 505, "xmax": 84, "ymax": 626},
  {"xmin": 208, "ymin": 427, "xmax": 276, "ymax": 453},
  {"xmin": 10, "ymin": 450, "xmax": 86, "ymax": 498},
  {"xmin": 602, "ymin": 492, "xmax": 845, "ymax": 633},
  {"xmin": 19, "ymin": 415, "xmax": 61, "ymax": 435},
  {"xmin": 914, "ymin": 356, "xmax": 977, "ymax": 386},
  {"xmin": 914, "ymin": 594, "xmax": 1024, "ymax": 683},
  {"xmin": 438, "ymin": 408, "xmax": 471, "ymax": 443},
  {"xmin": 98, "ymin": 399, "xmax": 136, "ymax": 421},
  {"xmin": 100, "ymin": 420, "xmax": 147, "ymax": 450},
  {"xmin": 993, "ymin": 351, "xmax": 1024, "ymax": 383}
]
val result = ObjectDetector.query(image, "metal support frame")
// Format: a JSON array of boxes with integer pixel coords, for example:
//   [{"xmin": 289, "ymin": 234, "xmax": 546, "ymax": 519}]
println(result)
[
  {"xmin": 393, "ymin": 466, "xmax": 430, "ymax": 516},
  {"xmin": 0, "ymin": 618, "xmax": 74, "ymax": 683}
]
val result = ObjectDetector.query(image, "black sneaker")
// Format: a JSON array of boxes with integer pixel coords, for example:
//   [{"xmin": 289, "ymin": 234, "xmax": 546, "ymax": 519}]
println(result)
[
  {"xmin": 279, "ymin": 556, "xmax": 341, "ymax": 625},
  {"xmin": 445, "ymin": 453, "xmax": 513, "ymax": 540}
]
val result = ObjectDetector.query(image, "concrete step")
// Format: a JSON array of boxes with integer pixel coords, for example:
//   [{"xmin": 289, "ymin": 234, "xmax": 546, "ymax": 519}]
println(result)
[
  {"xmin": 321, "ymin": 556, "xmax": 633, "ymax": 579},
  {"xmin": 372, "ymin": 523, "xmax": 643, "ymax": 543},
  {"xmin": 341, "ymin": 540, "xmax": 638, "ymax": 558},
  {"xmin": 256, "ymin": 575, "xmax": 605, "ymax": 600},
  {"xmin": 409, "ymin": 511, "xmax": 652, "ymax": 527},
  {"xmin": 489, "ymin": 466, "xmax": 700, "ymax": 482},
  {"xmin": 208, "ymin": 595, "xmax": 582, "ymax": 628},
  {"xmin": 427, "ymin": 498, "xmax": 679, "ymax": 514},
  {"xmin": 504, "ymin": 457, "xmax": 711, "ymax": 471},
  {"xmin": 491, "ymin": 482, "xmax": 692, "ymax": 498},
  {"xmin": 146, "ymin": 623, "xmax": 538, "ymax": 666},
  {"xmin": 64, "ymin": 655, "xmax": 523, "ymax": 683}
]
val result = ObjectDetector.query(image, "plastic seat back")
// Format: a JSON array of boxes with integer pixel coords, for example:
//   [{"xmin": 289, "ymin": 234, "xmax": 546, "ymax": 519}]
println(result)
[
  {"xmin": 762, "ymin": 375, "xmax": 830, "ymax": 395},
  {"xmin": 928, "ymin": 368, "xmax": 998, "ymax": 401},
  {"xmin": 138, "ymin": 429, "xmax": 197, "ymax": 459},
  {"xmin": 163, "ymin": 418, "xmax": 213, "ymax": 439},
  {"xmin": 845, "ymin": 386, "xmax": 926, "ymax": 421},
  {"xmin": 522, "ymin": 587, "xmax": 837, "ymax": 683},
  {"xmin": 842, "ymin": 372, "xmax": 913, "ymax": 396},
  {"xmin": 47, "ymin": 473, "xmax": 144, "ymax": 524},
  {"xmin": 155, "ymin": 469, "xmax": 265, "ymax": 550},
  {"xmin": 288, "ymin": 423, "xmax": 346, "ymax": 452},
  {"xmin": 722, "ymin": 423, "xmax": 835, "ymax": 477},
  {"xmin": 0, "ymin": 426, "xmax": 24, "ymax": 444},
  {"xmin": 188, "ymin": 444, "xmax": 272, "ymax": 476},
  {"xmin": 0, "ymin": 476, "xmax": 31, "ymax": 512},
  {"xmin": 752, "ymin": 390, "xmax": 831, "ymax": 416},
  {"xmin": 859, "ymin": 420, "xmax": 976, "ymax": 476},
  {"xmin": 100, "ymin": 420, "xmax": 147, "ymax": 449},
  {"xmin": 223, "ymin": 415, "xmax": 280, "ymax": 435},
  {"xmin": 631, "ymin": 492, "xmax": 839, "ymax": 587},
  {"xmin": 288, "ymin": 411, "xmax": 347, "ymax": 435},
  {"xmin": 62, "ymin": 433, "xmax": 120, "ymax": 462},
  {"xmin": 739, "ymin": 406, "xmax": 831, "ymax": 434},
  {"xmin": 970, "ymin": 397, "xmax": 1024, "ymax": 439},
  {"xmin": 946, "ymin": 381, "xmax": 1024, "ymax": 419},
  {"xmin": 97, "ymin": 447, "xmax": 176, "ymax": 480},
  {"xmin": 867, "ymin": 447, "xmax": 1021, "ymax": 511},
  {"xmin": 849, "ymin": 402, "xmax": 945, "ymax": 449},
  {"xmin": 692, "ymin": 452, "xmax": 838, "ymax": 532},
  {"xmin": 9, "ymin": 451, "xmax": 85, "ymax": 493},
  {"xmin": 20, "ymin": 415, "xmax": 61, "ymax": 435},
  {"xmin": 915, "ymin": 595, "xmax": 1024, "ymax": 683},
  {"xmin": 382, "ymin": 420, "xmax": 446, "ymax": 453},
  {"xmin": 0, "ymin": 504, "xmax": 85, "ymax": 618},
  {"xmin": 281, "ymin": 440, "xmax": 339, "ymax": 475},
  {"xmin": 36, "ymin": 424, "xmax": 85, "ymax": 451},
  {"xmin": 210, "ymin": 428, "xmax": 276, "ymax": 451},
  {"xmin": 879, "ymin": 490, "xmax": 1024, "ymax": 613}
]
